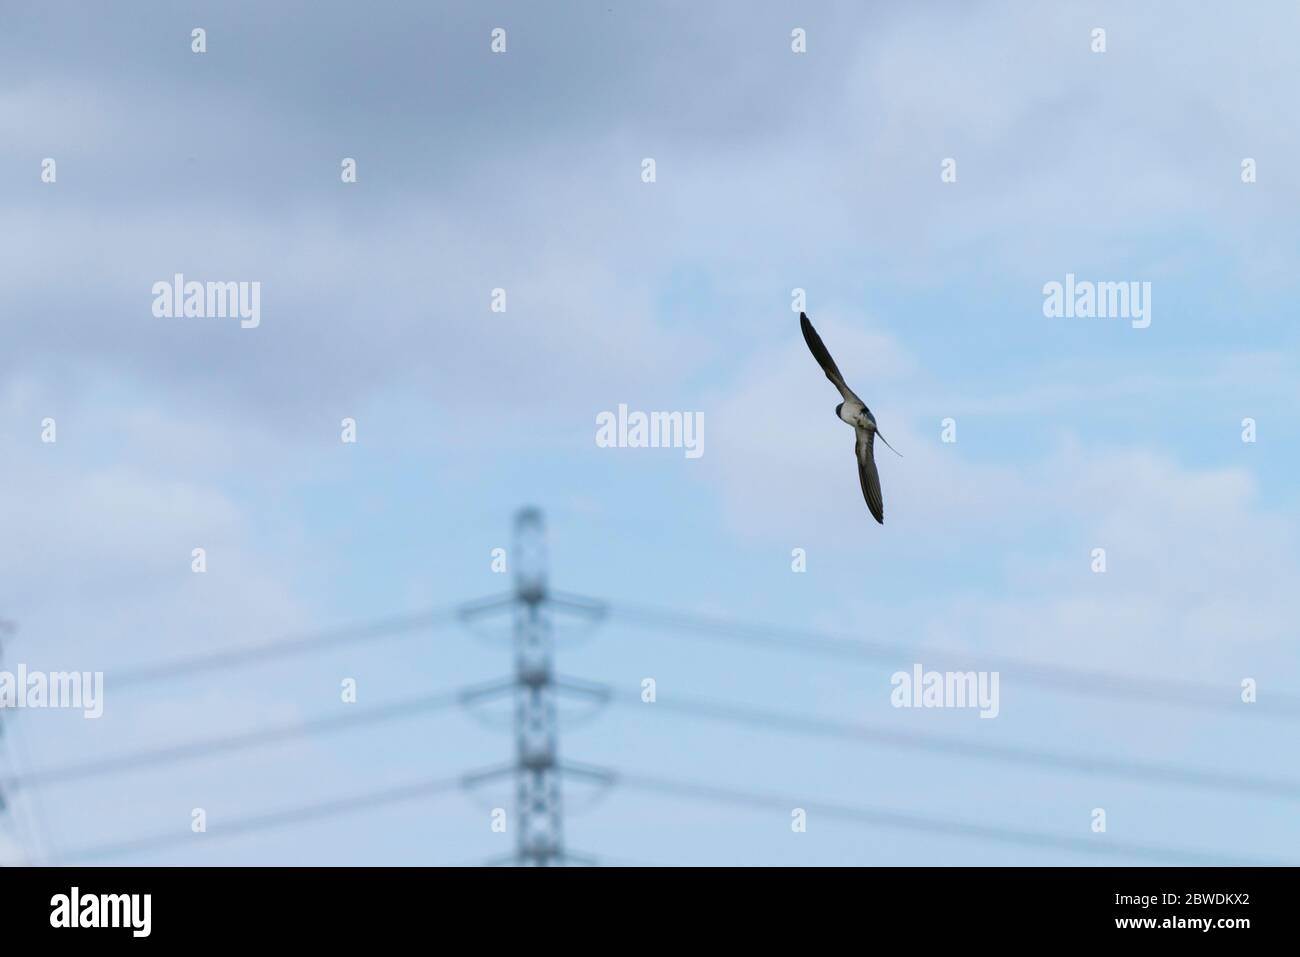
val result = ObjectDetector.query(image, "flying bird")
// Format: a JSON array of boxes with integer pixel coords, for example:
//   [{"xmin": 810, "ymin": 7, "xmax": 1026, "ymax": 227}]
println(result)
[{"xmin": 799, "ymin": 312, "xmax": 899, "ymax": 524}]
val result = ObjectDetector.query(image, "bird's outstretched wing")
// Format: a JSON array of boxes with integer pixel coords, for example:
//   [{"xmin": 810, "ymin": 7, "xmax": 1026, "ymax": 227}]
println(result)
[
  {"xmin": 855, "ymin": 428, "xmax": 884, "ymax": 524},
  {"xmin": 800, "ymin": 313, "xmax": 861, "ymax": 404}
]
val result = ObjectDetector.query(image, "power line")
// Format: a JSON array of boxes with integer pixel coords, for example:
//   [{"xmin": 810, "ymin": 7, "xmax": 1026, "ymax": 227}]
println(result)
[
  {"xmin": 25, "ymin": 509, "xmax": 1297, "ymax": 865},
  {"xmin": 111, "ymin": 605, "xmax": 464, "ymax": 688},
  {"xmin": 601, "ymin": 600, "xmax": 1300, "ymax": 719},
  {"xmin": 101, "ymin": 594, "xmax": 1296, "ymax": 722},
  {"xmin": 614, "ymin": 771, "xmax": 1289, "ymax": 867},
  {"xmin": 12, "ymin": 678, "xmax": 1299, "ymax": 807},
  {"xmin": 1, "ymin": 686, "xmax": 483, "ymax": 792},
  {"xmin": 48, "ymin": 774, "xmax": 469, "ymax": 864},
  {"xmin": 634, "ymin": 692, "xmax": 1300, "ymax": 803},
  {"xmin": 51, "ymin": 758, "xmax": 1283, "ymax": 866},
  {"xmin": 103, "ymin": 592, "xmax": 560, "ymax": 689}
]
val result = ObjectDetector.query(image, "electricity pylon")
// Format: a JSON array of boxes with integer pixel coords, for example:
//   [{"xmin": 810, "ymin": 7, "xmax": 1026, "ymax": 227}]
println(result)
[
  {"xmin": 0, "ymin": 619, "xmax": 16, "ymax": 858},
  {"xmin": 0, "ymin": 619, "xmax": 13, "ymax": 815},
  {"xmin": 461, "ymin": 508, "xmax": 611, "ymax": 866},
  {"xmin": 510, "ymin": 507, "xmax": 564, "ymax": 863}
]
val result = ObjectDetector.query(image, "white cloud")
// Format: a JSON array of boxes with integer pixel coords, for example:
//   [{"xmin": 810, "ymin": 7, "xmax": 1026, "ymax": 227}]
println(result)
[{"xmin": 0, "ymin": 386, "xmax": 310, "ymax": 669}]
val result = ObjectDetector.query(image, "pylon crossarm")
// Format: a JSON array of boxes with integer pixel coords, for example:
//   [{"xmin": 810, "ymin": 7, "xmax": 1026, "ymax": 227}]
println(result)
[
  {"xmin": 546, "ymin": 591, "xmax": 609, "ymax": 620},
  {"xmin": 460, "ymin": 763, "xmax": 514, "ymax": 789},
  {"xmin": 456, "ymin": 594, "xmax": 516, "ymax": 621},
  {"xmin": 553, "ymin": 676, "xmax": 612, "ymax": 701},
  {"xmin": 456, "ymin": 678, "xmax": 516, "ymax": 705}
]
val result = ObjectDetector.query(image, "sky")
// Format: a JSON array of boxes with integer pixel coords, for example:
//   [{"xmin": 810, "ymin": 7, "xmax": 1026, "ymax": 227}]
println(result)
[{"xmin": 1, "ymin": 0, "xmax": 1298, "ymax": 866}]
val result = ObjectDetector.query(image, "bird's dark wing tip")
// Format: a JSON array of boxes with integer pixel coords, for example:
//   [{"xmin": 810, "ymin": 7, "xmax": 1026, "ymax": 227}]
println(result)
[{"xmin": 856, "ymin": 432, "xmax": 885, "ymax": 524}]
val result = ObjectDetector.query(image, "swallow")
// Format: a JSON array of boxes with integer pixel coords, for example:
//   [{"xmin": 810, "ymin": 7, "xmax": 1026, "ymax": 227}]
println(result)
[{"xmin": 799, "ymin": 312, "xmax": 899, "ymax": 524}]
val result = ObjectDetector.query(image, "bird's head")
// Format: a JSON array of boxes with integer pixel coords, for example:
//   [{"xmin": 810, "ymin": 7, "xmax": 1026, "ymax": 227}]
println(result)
[{"xmin": 834, "ymin": 402, "xmax": 844, "ymax": 419}]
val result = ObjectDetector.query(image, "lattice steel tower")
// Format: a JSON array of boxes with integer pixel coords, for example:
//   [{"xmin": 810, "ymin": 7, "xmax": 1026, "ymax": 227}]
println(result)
[{"xmin": 510, "ymin": 508, "xmax": 564, "ymax": 865}]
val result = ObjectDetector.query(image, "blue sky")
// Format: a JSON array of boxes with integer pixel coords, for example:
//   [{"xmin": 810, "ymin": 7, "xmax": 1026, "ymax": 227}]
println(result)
[{"xmin": 1, "ymin": 0, "xmax": 1298, "ymax": 865}]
